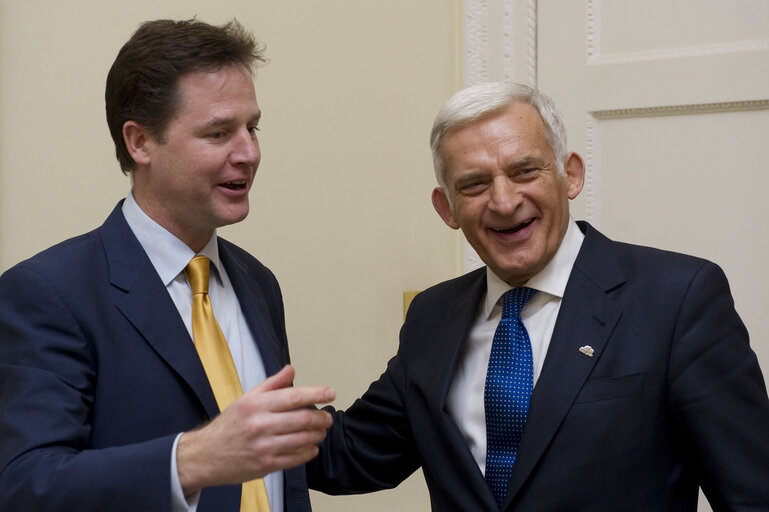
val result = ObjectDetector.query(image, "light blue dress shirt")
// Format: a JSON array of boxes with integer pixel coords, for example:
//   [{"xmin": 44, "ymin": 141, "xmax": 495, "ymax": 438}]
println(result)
[{"xmin": 122, "ymin": 192, "xmax": 284, "ymax": 512}]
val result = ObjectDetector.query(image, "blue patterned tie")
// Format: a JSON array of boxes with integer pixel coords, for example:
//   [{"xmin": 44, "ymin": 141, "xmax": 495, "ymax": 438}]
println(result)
[{"xmin": 484, "ymin": 287, "xmax": 537, "ymax": 507}]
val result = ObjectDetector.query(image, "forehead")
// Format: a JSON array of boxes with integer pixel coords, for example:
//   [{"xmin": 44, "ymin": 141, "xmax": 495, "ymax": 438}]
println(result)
[
  {"xmin": 440, "ymin": 103, "xmax": 550, "ymax": 171},
  {"xmin": 443, "ymin": 102, "xmax": 546, "ymax": 153},
  {"xmin": 172, "ymin": 64, "xmax": 258, "ymax": 119}
]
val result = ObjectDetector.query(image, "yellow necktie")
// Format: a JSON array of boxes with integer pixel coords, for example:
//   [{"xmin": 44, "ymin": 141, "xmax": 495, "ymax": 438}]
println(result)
[{"xmin": 185, "ymin": 255, "xmax": 270, "ymax": 512}]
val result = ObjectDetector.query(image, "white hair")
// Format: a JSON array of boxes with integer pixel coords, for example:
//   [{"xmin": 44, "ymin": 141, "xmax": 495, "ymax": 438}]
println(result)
[{"xmin": 429, "ymin": 82, "xmax": 568, "ymax": 190}]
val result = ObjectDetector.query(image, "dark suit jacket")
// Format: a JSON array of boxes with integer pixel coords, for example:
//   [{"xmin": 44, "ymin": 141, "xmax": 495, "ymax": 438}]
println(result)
[
  {"xmin": 308, "ymin": 222, "xmax": 769, "ymax": 511},
  {"xmin": 0, "ymin": 202, "xmax": 311, "ymax": 511}
]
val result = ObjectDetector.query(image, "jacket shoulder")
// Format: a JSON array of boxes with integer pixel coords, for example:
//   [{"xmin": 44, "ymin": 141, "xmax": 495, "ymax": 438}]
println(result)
[
  {"xmin": 2, "ymin": 228, "xmax": 104, "ymax": 283},
  {"xmin": 412, "ymin": 267, "xmax": 485, "ymax": 306},
  {"xmin": 577, "ymin": 221, "xmax": 719, "ymax": 289}
]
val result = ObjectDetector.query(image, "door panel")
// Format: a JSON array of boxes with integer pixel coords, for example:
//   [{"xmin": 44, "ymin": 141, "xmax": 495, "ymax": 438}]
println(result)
[{"xmin": 538, "ymin": 2, "xmax": 769, "ymax": 510}]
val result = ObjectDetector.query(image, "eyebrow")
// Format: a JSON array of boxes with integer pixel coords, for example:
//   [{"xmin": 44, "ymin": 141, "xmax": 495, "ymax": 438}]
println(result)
[
  {"xmin": 453, "ymin": 170, "xmax": 487, "ymax": 189},
  {"xmin": 503, "ymin": 156, "xmax": 546, "ymax": 171},
  {"xmin": 201, "ymin": 111, "xmax": 262, "ymax": 130}
]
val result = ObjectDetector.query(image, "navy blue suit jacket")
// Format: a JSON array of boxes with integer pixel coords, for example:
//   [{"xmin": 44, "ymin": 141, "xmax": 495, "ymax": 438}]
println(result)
[
  {"xmin": 0, "ymin": 202, "xmax": 312, "ymax": 511},
  {"xmin": 308, "ymin": 222, "xmax": 769, "ymax": 511}
]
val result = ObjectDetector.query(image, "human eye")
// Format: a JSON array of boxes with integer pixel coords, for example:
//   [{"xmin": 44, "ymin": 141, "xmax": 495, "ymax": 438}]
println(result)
[
  {"xmin": 247, "ymin": 125, "xmax": 260, "ymax": 138},
  {"xmin": 208, "ymin": 130, "xmax": 228, "ymax": 140},
  {"xmin": 513, "ymin": 167, "xmax": 540, "ymax": 181},
  {"xmin": 456, "ymin": 178, "xmax": 488, "ymax": 195}
]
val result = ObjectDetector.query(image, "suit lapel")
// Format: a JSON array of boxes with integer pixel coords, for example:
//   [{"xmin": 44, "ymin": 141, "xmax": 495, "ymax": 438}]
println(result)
[
  {"xmin": 101, "ymin": 204, "xmax": 220, "ymax": 418},
  {"xmin": 218, "ymin": 243, "xmax": 284, "ymax": 377},
  {"xmin": 428, "ymin": 271, "xmax": 502, "ymax": 510},
  {"xmin": 435, "ymin": 269, "xmax": 487, "ymax": 408},
  {"xmin": 504, "ymin": 223, "xmax": 625, "ymax": 508}
]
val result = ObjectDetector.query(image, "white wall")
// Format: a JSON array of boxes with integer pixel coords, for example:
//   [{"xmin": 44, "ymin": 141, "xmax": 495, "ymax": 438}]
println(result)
[{"xmin": 0, "ymin": 1, "xmax": 460, "ymax": 510}]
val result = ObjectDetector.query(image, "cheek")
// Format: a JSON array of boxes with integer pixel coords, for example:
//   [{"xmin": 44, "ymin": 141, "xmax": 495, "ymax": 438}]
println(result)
[
  {"xmin": 453, "ymin": 198, "xmax": 486, "ymax": 223},
  {"xmin": 535, "ymin": 184, "xmax": 568, "ymax": 215}
]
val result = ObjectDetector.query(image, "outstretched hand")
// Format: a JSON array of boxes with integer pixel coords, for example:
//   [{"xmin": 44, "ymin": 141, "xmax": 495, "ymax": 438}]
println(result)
[{"xmin": 177, "ymin": 365, "xmax": 335, "ymax": 495}]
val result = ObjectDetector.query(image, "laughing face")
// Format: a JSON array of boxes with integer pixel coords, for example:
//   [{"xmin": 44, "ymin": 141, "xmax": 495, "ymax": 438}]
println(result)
[
  {"xmin": 128, "ymin": 64, "xmax": 261, "ymax": 251},
  {"xmin": 432, "ymin": 101, "xmax": 584, "ymax": 287}
]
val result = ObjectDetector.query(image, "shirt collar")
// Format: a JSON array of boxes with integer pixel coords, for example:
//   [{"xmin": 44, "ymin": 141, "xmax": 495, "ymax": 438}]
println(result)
[
  {"xmin": 121, "ymin": 191, "xmax": 222, "ymax": 285},
  {"xmin": 483, "ymin": 217, "xmax": 585, "ymax": 319}
]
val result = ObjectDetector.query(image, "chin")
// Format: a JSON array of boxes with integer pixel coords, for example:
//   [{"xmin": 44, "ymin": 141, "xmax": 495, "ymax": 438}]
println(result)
[
  {"xmin": 217, "ymin": 208, "xmax": 250, "ymax": 226},
  {"xmin": 491, "ymin": 259, "xmax": 542, "ymax": 285}
]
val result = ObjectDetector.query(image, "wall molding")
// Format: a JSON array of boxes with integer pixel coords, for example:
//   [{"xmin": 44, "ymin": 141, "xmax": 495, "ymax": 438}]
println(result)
[
  {"xmin": 503, "ymin": 0, "xmax": 515, "ymax": 83},
  {"xmin": 462, "ymin": 0, "xmax": 537, "ymax": 85},
  {"xmin": 463, "ymin": 0, "xmax": 490, "ymax": 84},
  {"xmin": 591, "ymin": 99, "xmax": 769, "ymax": 120},
  {"xmin": 590, "ymin": 41, "xmax": 769, "ymax": 66},
  {"xmin": 586, "ymin": 0, "xmax": 769, "ymax": 65},
  {"xmin": 586, "ymin": 0, "xmax": 601, "ymax": 65},
  {"xmin": 584, "ymin": 115, "xmax": 601, "ymax": 225},
  {"xmin": 525, "ymin": 0, "xmax": 538, "ymax": 86},
  {"xmin": 584, "ymin": 98, "xmax": 769, "ymax": 224}
]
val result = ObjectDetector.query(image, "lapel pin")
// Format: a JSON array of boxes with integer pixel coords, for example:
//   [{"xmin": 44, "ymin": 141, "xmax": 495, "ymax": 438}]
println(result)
[{"xmin": 579, "ymin": 345, "xmax": 595, "ymax": 358}]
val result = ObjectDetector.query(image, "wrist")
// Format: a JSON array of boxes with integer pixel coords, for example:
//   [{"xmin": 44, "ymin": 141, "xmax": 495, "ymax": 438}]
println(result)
[{"xmin": 177, "ymin": 429, "xmax": 210, "ymax": 496}]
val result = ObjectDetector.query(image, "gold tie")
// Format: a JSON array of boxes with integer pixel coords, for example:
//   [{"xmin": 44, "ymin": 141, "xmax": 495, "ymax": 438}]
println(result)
[{"xmin": 185, "ymin": 255, "xmax": 271, "ymax": 512}]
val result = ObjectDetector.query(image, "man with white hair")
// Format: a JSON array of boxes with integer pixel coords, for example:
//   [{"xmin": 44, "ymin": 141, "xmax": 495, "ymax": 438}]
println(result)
[{"xmin": 308, "ymin": 82, "xmax": 769, "ymax": 511}]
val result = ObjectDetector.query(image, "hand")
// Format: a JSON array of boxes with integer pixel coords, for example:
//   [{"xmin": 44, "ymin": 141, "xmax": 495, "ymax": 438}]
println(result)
[{"xmin": 177, "ymin": 365, "xmax": 335, "ymax": 495}]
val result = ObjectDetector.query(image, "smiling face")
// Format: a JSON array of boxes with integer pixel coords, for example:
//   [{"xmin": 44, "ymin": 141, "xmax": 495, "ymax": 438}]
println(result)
[
  {"xmin": 432, "ymin": 101, "xmax": 584, "ymax": 287},
  {"xmin": 127, "ymin": 64, "xmax": 261, "ymax": 251}
]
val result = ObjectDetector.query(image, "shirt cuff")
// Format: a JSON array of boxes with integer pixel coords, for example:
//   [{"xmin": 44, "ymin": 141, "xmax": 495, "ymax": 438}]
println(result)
[{"xmin": 171, "ymin": 433, "xmax": 201, "ymax": 512}]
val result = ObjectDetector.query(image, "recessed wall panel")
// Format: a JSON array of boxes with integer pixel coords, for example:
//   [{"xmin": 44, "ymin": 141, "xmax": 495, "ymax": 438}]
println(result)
[
  {"xmin": 596, "ymin": 0, "xmax": 769, "ymax": 58},
  {"xmin": 596, "ymin": 109, "xmax": 769, "ymax": 363}
]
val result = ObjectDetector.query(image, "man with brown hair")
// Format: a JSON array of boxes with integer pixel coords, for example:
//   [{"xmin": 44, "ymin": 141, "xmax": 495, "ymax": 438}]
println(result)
[{"xmin": 0, "ymin": 19, "xmax": 333, "ymax": 512}]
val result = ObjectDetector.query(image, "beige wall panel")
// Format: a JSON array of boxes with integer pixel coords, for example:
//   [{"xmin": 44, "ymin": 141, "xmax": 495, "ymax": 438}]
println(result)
[
  {"xmin": 0, "ymin": 1, "xmax": 461, "ymax": 510},
  {"xmin": 596, "ymin": 0, "xmax": 769, "ymax": 55},
  {"xmin": 597, "ymin": 109, "xmax": 769, "ymax": 377},
  {"xmin": 585, "ymin": 0, "xmax": 769, "ymax": 109}
]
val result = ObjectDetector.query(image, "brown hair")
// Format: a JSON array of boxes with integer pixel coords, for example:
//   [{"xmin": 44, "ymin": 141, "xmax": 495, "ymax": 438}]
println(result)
[{"xmin": 105, "ymin": 18, "xmax": 266, "ymax": 174}]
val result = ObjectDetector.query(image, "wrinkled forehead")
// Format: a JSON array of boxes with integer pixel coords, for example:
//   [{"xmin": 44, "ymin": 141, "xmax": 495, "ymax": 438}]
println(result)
[{"xmin": 440, "ymin": 102, "xmax": 547, "ymax": 159}]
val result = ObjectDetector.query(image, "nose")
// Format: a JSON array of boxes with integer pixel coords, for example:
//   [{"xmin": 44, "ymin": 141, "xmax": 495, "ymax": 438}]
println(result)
[
  {"xmin": 487, "ymin": 176, "xmax": 521, "ymax": 214},
  {"xmin": 231, "ymin": 127, "xmax": 260, "ymax": 168}
]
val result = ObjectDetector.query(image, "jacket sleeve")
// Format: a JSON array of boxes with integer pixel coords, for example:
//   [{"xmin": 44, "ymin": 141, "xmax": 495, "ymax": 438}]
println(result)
[
  {"xmin": 306, "ymin": 315, "xmax": 422, "ymax": 494},
  {"xmin": 0, "ymin": 265, "xmax": 177, "ymax": 511},
  {"xmin": 667, "ymin": 261, "xmax": 769, "ymax": 510}
]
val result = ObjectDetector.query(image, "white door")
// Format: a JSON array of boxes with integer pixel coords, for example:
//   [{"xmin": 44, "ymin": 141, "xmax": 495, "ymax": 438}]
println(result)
[{"xmin": 537, "ymin": 2, "xmax": 769, "ymax": 510}]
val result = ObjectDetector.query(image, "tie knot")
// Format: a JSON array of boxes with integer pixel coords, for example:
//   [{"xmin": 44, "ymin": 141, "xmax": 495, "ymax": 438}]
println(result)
[
  {"xmin": 501, "ymin": 287, "xmax": 536, "ymax": 319},
  {"xmin": 185, "ymin": 255, "xmax": 211, "ymax": 295}
]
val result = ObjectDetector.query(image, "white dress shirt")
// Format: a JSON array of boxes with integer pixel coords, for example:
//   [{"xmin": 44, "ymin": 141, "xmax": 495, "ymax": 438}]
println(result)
[
  {"xmin": 121, "ymin": 192, "xmax": 284, "ymax": 512},
  {"xmin": 445, "ymin": 218, "xmax": 584, "ymax": 474}
]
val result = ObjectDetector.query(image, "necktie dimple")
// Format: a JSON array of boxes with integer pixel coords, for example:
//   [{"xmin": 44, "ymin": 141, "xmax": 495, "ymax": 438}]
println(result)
[
  {"xmin": 185, "ymin": 255, "xmax": 270, "ymax": 512},
  {"xmin": 484, "ymin": 286, "xmax": 537, "ymax": 508}
]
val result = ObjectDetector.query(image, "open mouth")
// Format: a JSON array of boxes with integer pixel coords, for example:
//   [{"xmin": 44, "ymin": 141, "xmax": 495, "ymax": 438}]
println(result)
[
  {"xmin": 492, "ymin": 219, "xmax": 534, "ymax": 234},
  {"xmin": 220, "ymin": 180, "xmax": 247, "ymax": 190}
]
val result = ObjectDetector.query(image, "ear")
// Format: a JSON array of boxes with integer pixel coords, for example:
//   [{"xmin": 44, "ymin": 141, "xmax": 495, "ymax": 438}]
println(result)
[
  {"xmin": 563, "ymin": 152, "xmax": 585, "ymax": 200},
  {"xmin": 431, "ymin": 187, "xmax": 460, "ymax": 230},
  {"xmin": 122, "ymin": 121, "xmax": 153, "ymax": 167}
]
